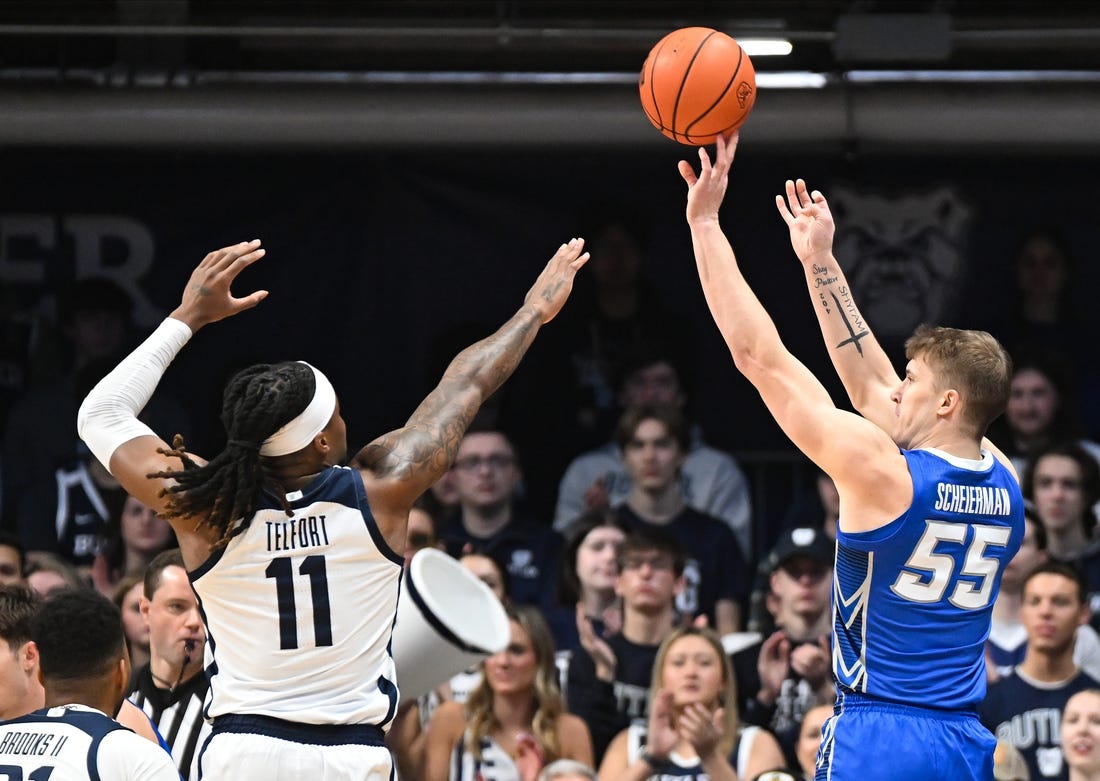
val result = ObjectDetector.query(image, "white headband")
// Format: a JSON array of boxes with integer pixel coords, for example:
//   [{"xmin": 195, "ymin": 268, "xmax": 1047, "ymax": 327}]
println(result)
[{"xmin": 260, "ymin": 362, "xmax": 337, "ymax": 457}]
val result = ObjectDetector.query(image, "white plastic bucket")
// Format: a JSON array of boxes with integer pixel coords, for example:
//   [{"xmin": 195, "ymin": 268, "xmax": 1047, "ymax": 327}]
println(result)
[{"xmin": 391, "ymin": 548, "xmax": 510, "ymax": 702}]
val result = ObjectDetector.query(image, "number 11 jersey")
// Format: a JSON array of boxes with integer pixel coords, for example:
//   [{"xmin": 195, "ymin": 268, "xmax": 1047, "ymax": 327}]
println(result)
[
  {"xmin": 190, "ymin": 465, "xmax": 403, "ymax": 726},
  {"xmin": 833, "ymin": 447, "xmax": 1023, "ymax": 710}
]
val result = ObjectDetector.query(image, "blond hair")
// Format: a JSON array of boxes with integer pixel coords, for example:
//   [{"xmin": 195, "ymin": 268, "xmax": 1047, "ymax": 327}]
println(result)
[
  {"xmin": 651, "ymin": 626, "xmax": 740, "ymax": 758},
  {"xmin": 904, "ymin": 325, "xmax": 1012, "ymax": 436},
  {"xmin": 465, "ymin": 604, "xmax": 564, "ymax": 762}
]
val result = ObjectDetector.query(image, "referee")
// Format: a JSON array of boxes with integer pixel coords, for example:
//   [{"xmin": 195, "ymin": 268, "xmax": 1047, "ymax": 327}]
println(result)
[{"xmin": 128, "ymin": 549, "xmax": 210, "ymax": 781}]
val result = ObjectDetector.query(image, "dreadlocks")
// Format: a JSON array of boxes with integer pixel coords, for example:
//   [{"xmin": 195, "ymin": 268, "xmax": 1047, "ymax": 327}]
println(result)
[{"xmin": 149, "ymin": 362, "xmax": 315, "ymax": 548}]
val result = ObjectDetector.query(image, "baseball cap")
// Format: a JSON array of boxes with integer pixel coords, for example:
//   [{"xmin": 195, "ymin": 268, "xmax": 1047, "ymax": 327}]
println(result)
[{"xmin": 763, "ymin": 527, "xmax": 834, "ymax": 575}]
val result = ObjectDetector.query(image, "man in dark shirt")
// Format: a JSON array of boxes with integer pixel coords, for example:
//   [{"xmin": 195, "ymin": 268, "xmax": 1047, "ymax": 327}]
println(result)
[
  {"xmin": 563, "ymin": 528, "xmax": 684, "ymax": 763},
  {"xmin": 980, "ymin": 561, "xmax": 1100, "ymax": 781},
  {"xmin": 611, "ymin": 405, "xmax": 749, "ymax": 633},
  {"xmin": 438, "ymin": 426, "xmax": 562, "ymax": 607},
  {"xmin": 732, "ymin": 527, "xmax": 834, "ymax": 768}
]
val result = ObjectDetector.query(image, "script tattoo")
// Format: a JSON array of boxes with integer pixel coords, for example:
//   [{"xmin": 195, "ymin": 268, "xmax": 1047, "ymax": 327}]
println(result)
[{"xmin": 831, "ymin": 287, "xmax": 869, "ymax": 356}]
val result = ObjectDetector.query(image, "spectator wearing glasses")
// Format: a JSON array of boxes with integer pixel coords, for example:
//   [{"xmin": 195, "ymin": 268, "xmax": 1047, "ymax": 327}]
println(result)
[
  {"xmin": 733, "ymin": 528, "xmax": 835, "ymax": 769},
  {"xmin": 439, "ymin": 426, "xmax": 563, "ymax": 607},
  {"xmin": 564, "ymin": 529, "xmax": 686, "ymax": 764}
]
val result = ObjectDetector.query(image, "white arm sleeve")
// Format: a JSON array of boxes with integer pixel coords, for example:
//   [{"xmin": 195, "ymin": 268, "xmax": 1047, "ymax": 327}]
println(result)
[{"xmin": 76, "ymin": 317, "xmax": 192, "ymax": 474}]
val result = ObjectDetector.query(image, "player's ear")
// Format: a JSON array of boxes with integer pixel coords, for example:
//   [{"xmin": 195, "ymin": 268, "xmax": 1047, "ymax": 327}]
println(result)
[
  {"xmin": 20, "ymin": 640, "xmax": 38, "ymax": 673},
  {"xmin": 116, "ymin": 655, "xmax": 131, "ymax": 695},
  {"xmin": 939, "ymin": 388, "xmax": 960, "ymax": 416}
]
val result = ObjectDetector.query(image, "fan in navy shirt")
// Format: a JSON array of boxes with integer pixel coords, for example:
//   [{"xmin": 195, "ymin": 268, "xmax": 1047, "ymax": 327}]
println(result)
[
  {"xmin": 981, "ymin": 561, "xmax": 1100, "ymax": 781},
  {"xmin": 612, "ymin": 405, "xmax": 749, "ymax": 634},
  {"xmin": 439, "ymin": 427, "xmax": 562, "ymax": 607},
  {"xmin": 563, "ymin": 529, "xmax": 685, "ymax": 764}
]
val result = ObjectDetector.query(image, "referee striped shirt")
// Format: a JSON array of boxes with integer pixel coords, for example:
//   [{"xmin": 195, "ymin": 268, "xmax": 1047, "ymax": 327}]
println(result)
[{"xmin": 129, "ymin": 664, "xmax": 212, "ymax": 781}]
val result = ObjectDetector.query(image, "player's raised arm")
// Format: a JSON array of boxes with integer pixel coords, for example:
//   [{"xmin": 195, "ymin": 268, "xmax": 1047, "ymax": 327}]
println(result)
[
  {"xmin": 77, "ymin": 241, "xmax": 269, "ymax": 554},
  {"xmin": 775, "ymin": 181, "xmax": 1016, "ymax": 475},
  {"xmin": 775, "ymin": 180, "xmax": 900, "ymax": 432},
  {"xmin": 354, "ymin": 238, "xmax": 589, "ymax": 520},
  {"xmin": 679, "ymin": 134, "xmax": 905, "ymax": 514}
]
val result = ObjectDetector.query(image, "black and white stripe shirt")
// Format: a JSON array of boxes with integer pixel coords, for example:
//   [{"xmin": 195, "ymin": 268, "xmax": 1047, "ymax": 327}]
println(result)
[{"xmin": 129, "ymin": 665, "xmax": 212, "ymax": 781}]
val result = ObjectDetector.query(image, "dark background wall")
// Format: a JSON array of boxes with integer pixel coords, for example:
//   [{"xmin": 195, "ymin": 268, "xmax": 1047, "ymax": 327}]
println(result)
[
  {"xmin": 4, "ymin": 1, "xmax": 1100, "ymax": 550},
  {"xmin": 4, "ymin": 145, "xmax": 1098, "ymax": 466}
]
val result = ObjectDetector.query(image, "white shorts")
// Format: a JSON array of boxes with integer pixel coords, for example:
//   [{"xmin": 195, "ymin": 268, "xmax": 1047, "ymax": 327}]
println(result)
[{"xmin": 199, "ymin": 719, "xmax": 393, "ymax": 781}]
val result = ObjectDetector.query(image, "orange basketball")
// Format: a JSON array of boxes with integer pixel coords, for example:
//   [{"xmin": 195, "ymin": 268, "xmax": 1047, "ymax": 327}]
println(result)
[{"xmin": 639, "ymin": 27, "xmax": 757, "ymax": 145}]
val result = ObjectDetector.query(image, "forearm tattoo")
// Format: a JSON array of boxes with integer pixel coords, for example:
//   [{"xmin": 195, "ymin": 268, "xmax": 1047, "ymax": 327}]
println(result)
[{"xmin": 811, "ymin": 263, "xmax": 869, "ymax": 356}]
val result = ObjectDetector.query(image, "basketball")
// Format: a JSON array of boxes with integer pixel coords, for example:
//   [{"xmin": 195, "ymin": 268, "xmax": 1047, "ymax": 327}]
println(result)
[{"xmin": 639, "ymin": 27, "xmax": 757, "ymax": 145}]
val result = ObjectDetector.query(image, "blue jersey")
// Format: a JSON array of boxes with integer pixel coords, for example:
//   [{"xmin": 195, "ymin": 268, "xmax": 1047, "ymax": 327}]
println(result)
[{"xmin": 833, "ymin": 448, "xmax": 1023, "ymax": 710}]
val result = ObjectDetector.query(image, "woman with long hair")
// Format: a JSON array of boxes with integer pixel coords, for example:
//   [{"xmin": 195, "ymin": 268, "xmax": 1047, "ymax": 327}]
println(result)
[
  {"xmin": 547, "ymin": 510, "xmax": 628, "ymax": 652},
  {"xmin": 424, "ymin": 604, "xmax": 593, "ymax": 780},
  {"xmin": 92, "ymin": 493, "xmax": 176, "ymax": 596},
  {"xmin": 598, "ymin": 626, "xmax": 784, "ymax": 781}
]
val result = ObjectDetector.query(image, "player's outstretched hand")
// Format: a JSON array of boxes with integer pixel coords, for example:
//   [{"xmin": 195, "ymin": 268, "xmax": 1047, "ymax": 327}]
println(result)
[
  {"xmin": 679, "ymin": 131, "xmax": 739, "ymax": 225},
  {"xmin": 524, "ymin": 238, "xmax": 589, "ymax": 325},
  {"xmin": 775, "ymin": 178, "xmax": 836, "ymax": 267},
  {"xmin": 170, "ymin": 240, "xmax": 269, "ymax": 332}
]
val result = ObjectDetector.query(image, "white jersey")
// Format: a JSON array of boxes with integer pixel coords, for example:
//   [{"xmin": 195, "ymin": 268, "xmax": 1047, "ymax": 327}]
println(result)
[
  {"xmin": 450, "ymin": 732, "xmax": 520, "ymax": 781},
  {"xmin": 190, "ymin": 465, "xmax": 403, "ymax": 725},
  {"xmin": 626, "ymin": 720, "xmax": 761, "ymax": 780},
  {"xmin": 0, "ymin": 704, "xmax": 179, "ymax": 781}
]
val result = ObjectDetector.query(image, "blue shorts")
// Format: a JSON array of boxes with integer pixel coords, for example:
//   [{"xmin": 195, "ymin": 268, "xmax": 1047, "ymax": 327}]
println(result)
[{"xmin": 815, "ymin": 692, "xmax": 995, "ymax": 781}]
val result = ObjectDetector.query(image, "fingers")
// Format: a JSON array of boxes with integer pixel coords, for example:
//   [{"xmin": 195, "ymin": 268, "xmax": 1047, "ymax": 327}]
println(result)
[
  {"xmin": 552, "ymin": 238, "xmax": 587, "ymax": 268},
  {"xmin": 677, "ymin": 159, "xmax": 698, "ymax": 188},
  {"xmin": 698, "ymin": 145, "xmax": 712, "ymax": 172},
  {"xmin": 208, "ymin": 240, "xmax": 263, "ymax": 273},
  {"xmin": 776, "ymin": 179, "xmax": 824, "ymax": 217},
  {"xmin": 575, "ymin": 604, "xmax": 591, "ymax": 636},
  {"xmin": 775, "ymin": 194, "xmax": 795, "ymax": 225},
  {"xmin": 796, "ymin": 179, "xmax": 813, "ymax": 209},
  {"xmin": 652, "ymin": 688, "xmax": 672, "ymax": 717},
  {"xmin": 235, "ymin": 290, "xmax": 269, "ymax": 311},
  {"xmin": 712, "ymin": 707, "xmax": 725, "ymax": 731},
  {"xmin": 715, "ymin": 130, "xmax": 739, "ymax": 167},
  {"xmin": 761, "ymin": 629, "xmax": 785, "ymax": 654},
  {"xmin": 560, "ymin": 237, "xmax": 584, "ymax": 255}
]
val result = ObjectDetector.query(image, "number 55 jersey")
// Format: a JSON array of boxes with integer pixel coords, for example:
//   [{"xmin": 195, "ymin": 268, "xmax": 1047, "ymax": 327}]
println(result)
[
  {"xmin": 833, "ymin": 448, "xmax": 1024, "ymax": 709},
  {"xmin": 190, "ymin": 465, "xmax": 403, "ymax": 726}
]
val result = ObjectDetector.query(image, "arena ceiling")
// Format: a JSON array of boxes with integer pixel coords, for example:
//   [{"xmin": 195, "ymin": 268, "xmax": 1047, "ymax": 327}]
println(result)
[
  {"xmin": 3, "ymin": 1, "xmax": 1100, "ymax": 75},
  {"xmin": 2, "ymin": 1, "xmax": 1099, "ymax": 150}
]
